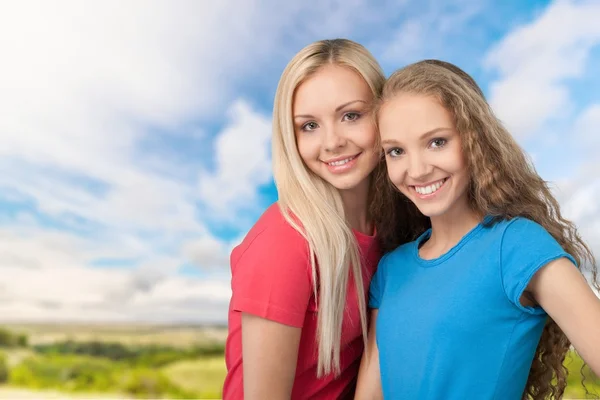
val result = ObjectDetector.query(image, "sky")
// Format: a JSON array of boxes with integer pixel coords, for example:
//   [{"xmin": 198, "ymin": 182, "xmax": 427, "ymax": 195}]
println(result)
[{"xmin": 0, "ymin": 0, "xmax": 599, "ymax": 325}]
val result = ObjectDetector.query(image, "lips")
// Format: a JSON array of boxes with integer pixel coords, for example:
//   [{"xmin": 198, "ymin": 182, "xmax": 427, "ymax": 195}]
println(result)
[
  {"xmin": 323, "ymin": 153, "xmax": 360, "ymax": 166},
  {"xmin": 322, "ymin": 152, "xmax": 362, "ymax": 174},
  {"xmin": 410, "ymin": 177, "xmax": 449, "ymax": 197}
]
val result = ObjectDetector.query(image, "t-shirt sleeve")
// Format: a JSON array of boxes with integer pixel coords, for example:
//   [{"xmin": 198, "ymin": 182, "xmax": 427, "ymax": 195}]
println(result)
[
  {"xmin": 368, "ymin": 253, "xmax": 389, "ymax": 309},
  {"xmin": 500, "ymin": 217, "xmax": 578, "ymax": 314},
  {"xmin": 230, "ymin": 224, "xmax": 312, "ymax": 328}
]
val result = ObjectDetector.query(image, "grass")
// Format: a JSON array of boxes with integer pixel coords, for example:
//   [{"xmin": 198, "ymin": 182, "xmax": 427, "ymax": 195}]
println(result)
[
  {"xmin": 1, "ymin": 324, "xmax": 597, "ymax": 400},
  {"xmin": 2, "ymin": 349, "xmax": 36, "ymax": 368},
  {"xmin": 0, "ymin": 386, "xmax": 128, "ymax": 399},
  {"xmin": 159, "ymin": 353, "xmax": 599, "ymax": 400},
  {"xmin": 162, "ymin": 356, "xmax": 226, "ymax": 399},
  {"xmin": 2, "ymin": 323, "xmax": 227, "ymax": 348}
]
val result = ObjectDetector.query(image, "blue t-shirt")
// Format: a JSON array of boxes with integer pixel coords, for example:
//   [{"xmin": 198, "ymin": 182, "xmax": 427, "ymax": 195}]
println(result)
[{"xmin": 369, "ymin": 217, "xmax": 577, "ymax": 400}]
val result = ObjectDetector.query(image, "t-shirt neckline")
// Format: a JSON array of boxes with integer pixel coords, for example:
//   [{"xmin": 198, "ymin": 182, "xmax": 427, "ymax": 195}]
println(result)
[
  {"xmin": 412, "ymin": 215, "xmax": 492, "ymax": 267},
  {"xmin": 352, "ymin": 226, "xmax": 377, "ymax": 247}
]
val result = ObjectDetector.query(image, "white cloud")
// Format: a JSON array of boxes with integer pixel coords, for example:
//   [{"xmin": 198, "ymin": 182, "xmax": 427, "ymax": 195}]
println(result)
[
  {"xmin": 377, "ymin": 0, "xmax": 484, "ymax": 65},
  {"xmin": 0, "ymin": 2, "xmax": 251, "ymax": 247},
  {"xmin": 198, "ymin": 100, "xmax": 273, "ymax": 218},
  {"xmin": 484, "ymin": 1, "xmax": 600, "ymax": 289},
  {"xmin": 573, "ymin": 104, "xmax": 600, "ymax": 147},
  {"xmin": 0, "ymin": 274, "xmax": 232, "ymax": 324},
  {"xmin": 8, "ymin": 0, "xmax": 597, "ymax": 324},
  {"xmin": 554, "ymin": 162, "xmax": 600, "ymax": 288},
  {"xmin": 2, "ymin": 0, "xmax": 394, "ymax": 323},
  {"xmin": 0, "ymin": 0, "xmax": 293, "ymax": 234},
  {"xmin": 182, "ymin": 235, "xmax": 231, "ymax": 270},
  {"xmin": 0, "ymin": 0, "xmax": 390, "ymax": 233},
  {"xmin": 0, "ymin": 225, "xmax": 231, "ymax": 323},
  {"xmin": 379, "ymin": 19, "xmax": 424, "ymax": 63},
  {"xmin": 484, "ymin": 0, "xmax": 600, "ymax": 137}
]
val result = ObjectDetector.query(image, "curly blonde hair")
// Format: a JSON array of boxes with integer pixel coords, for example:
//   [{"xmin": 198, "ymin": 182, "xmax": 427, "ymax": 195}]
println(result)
[{"xmin": 372, "ymin": 59, "xmax": 598, "ymax": 399}]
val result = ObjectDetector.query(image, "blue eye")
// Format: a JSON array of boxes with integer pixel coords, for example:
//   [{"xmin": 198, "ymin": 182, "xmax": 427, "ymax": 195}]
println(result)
[
  {"xmin": 302, "ymin": 121, "xmax": 318, "ymax": 132},
  {"xmin": 430, "ymin": 138, "xmax": 447, "ymax": 148}
]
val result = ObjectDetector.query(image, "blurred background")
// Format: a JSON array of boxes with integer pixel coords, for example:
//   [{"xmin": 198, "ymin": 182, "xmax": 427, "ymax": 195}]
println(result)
[{"xmin": 0, "ymin": 0, "xmax": 599, "ymax": 398}]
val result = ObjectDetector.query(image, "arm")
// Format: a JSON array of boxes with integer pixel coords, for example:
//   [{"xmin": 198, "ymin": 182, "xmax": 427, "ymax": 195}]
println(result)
[
  {"xmin": 527, "ymin": 258, "xmax": 600, "ymax": 375},
  {"xmin": 354, "ymin": 310, "xmax": 383, "ymax": 400},
  {"xmin": 230, "ymin": 217, "xmax": 313, "ymax": 398},
  {"xmin": 242, "ymin": 313, "xmax": 301, "ymax": 399}
]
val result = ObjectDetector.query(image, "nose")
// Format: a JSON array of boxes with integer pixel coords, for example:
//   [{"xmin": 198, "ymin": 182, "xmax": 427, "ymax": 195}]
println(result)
[
  {"xmin": 407, "ymin": 153, "xmax": 432, "ymax": 180},
  {"xmin": 323, "ymin": 126, "xmax": 347, "ymax": 152}
]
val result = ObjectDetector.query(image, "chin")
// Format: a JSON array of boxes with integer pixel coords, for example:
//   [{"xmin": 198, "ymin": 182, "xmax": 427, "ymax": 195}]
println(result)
[
  {"xmin": 419, "ymin": 209, "xmax": 447, "ymax": 218},
  {"xmin": 411, "ymin": 202, "xmax": 450, "ymax": 218},
  {"xmin": 328, "ymin": 175, "xmax": 367, "ymax": 191},
  {"xmin": 330, "ymin": 180, "xmax": 361, "ymax": 191}
]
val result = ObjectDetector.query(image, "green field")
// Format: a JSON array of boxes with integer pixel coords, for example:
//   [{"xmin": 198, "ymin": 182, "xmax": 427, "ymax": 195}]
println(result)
[
  {"xmin": 0, "ymin": 323, "xmax": 597, "ymax": 399},
  {"xmin": 0, "ymin": 324, "xmax": 227, "ymax": 399},
  {"xmin": 163, "ymin": 357, "xmax": 226, "ymax": 399}
]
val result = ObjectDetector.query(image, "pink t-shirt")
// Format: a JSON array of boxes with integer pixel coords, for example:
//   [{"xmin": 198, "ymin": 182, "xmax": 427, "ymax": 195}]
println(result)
[{"xmin": 223, "ymin": 203, "xmax": 381, "ymax": 399}]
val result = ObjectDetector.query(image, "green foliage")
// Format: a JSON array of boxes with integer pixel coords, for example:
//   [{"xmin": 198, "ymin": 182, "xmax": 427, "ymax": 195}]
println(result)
[
  {"xmin": 34, "ymin": 339, "xmax": 225, "ymax": 367},
  {"xmin": 0, "ymin": 329, "xmax": 11, "ymax": 347},
  {"xmin": 121, "ymin": 367, "xmax": 194, "ymax": 399},
  {"xmin": 0, "ymin": 327, "xmax": 28, "ymax": 348},
  {"xmin": 162, "ymin": 356, "xmax": 225, "ymax": 399},
  {"xmin": 7, "ymin": 353, "xmax": 196, "ymax": 398},
  {"xmin": 0, "ymin": 324, "xmax": 597, "ymax": 400},
  {"xmin": 34, "ymin": 340, "xmax": 133, "ymax": 360},
  {"xmin": 16, "ymin": 334, "xmax": 28, "ymax": 347},
  {"xmin": 0, "ymin": 351, "xmax": 9, "ymax": 383},
  {"xmin": 2, "ymin": 343, "xmax": 599, "ymax": 400},
  {"xmin": 8, "ymin": 354, "xmax": 116, "ymax": 391}
]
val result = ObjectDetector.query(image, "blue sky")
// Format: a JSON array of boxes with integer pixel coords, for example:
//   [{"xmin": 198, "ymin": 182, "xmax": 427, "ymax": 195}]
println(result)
[{"xmin": 0, "ymin": 0, "xmax": 599, "ymax": 324}]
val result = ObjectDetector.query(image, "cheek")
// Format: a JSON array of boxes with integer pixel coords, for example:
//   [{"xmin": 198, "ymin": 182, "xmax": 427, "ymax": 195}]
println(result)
[
  {"xmin": 385, "ymin": 161, "xmax": 406, "ymax": 185},
  {"xmin": 450, "ymin": 156, "xmax": 471, "ymax": 192},
  {"xmin": 453, "ymin": 156, "xmax": 469, "ymax": 180},
  {"xmin": 349, "ymin": 120, "xmax": 377, "ymax": 150},
  {"xmin": 449, "ymin": 141, "xmax": 468, "ymax": 172},
  {"xmin": 361, "ymin": 125, "xmax": 378, "ymax": 151},
  {"xmin": 295, "ymin": 135, "xmax": 317, "ymax": 163}
]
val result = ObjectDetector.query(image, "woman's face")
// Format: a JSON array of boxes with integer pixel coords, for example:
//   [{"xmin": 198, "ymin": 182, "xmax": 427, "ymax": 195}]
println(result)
[
  {"xmin": 378, "ymin": 93, "xmax": 471, "ymax": 219},
  {"xmin": 293, "ymin": 65, "xmax": 379, "ymax": 194}
]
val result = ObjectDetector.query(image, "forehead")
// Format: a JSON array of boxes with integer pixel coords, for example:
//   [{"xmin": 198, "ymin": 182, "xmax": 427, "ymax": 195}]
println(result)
[
  {"xmin": 378, "ymin": 93, "xmax": 454, "ymax": 140},
  {"xmin": 293, "ymin": 65, "xmax": 372, "ymax": 112}
]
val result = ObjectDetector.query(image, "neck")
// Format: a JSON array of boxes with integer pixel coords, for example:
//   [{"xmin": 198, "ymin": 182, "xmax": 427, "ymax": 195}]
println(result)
[
  {"xmin": 428, "ymin": 198, "xmax": 482, "ymax": 248},
  {"xmin": 340, "ymin": 178, "xmax": 373, "ymax": 235}
]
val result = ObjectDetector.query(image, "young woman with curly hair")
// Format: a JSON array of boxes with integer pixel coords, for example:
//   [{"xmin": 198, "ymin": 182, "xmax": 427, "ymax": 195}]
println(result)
[{"xmin": 356, "ymin": 59, "xmax": 600, "ymax": 400}]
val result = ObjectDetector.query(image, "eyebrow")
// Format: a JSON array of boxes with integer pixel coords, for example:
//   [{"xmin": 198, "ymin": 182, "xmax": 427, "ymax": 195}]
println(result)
[
  {"xmin": 381, "ymin": 127, "xmax": 453, "ymax": 146},
  {"xmin": 293, "ymin": 99, "xmax": 367, "ymax": 120}
]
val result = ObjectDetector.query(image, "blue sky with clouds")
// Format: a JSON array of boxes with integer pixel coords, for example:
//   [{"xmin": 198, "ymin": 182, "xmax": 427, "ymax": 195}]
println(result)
[{"xmin": 0, "ymin": 0, "xmax": 599, "ymax": 324}]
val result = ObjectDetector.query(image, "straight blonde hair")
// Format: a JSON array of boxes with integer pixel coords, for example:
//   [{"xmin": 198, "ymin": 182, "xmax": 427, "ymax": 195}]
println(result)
[{"xmin": 272, "ymin": 39, "xmax": 385, "ymax": 376}]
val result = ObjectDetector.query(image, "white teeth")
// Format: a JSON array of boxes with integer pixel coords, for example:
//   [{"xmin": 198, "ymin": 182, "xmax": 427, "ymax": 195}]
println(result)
[
  {"xmin": 328, "ymin": 156, "xmax": 355, "ymax": 166},
  {"xmin": 415, "ymin": 179, "xmax": 445, "ymax": 195}
]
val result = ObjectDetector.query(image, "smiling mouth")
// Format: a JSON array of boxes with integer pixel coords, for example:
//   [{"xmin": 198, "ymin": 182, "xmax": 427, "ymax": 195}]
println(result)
[
  {"xmin": 323, "ymin": 153, "xmax": 360, "ymax": 166},
  {"xmin": 411, "ymin": 178, "xmax": 448, "ymax": 196}
]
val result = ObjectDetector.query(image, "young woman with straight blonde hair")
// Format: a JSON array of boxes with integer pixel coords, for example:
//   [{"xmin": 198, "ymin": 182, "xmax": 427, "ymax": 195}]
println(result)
[{"xmin": 223, "ymin": 39, "xmax": 423, "ymax": 399}]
